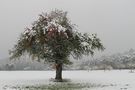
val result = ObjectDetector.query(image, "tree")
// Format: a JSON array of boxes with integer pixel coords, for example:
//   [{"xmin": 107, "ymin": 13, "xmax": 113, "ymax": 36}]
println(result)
[{"xmin": 9, "ymin": 10, "xmax": 104, "ymax": 82}]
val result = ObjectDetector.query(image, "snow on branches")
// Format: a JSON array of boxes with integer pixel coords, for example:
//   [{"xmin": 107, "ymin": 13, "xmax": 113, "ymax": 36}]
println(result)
[
  {"xmin": 23, "ymin": 10, "xmax": 69, "ymax": 40},
  {"xmin": 10, "ymin": 9, "xmax": 104, "ymax": 63}
]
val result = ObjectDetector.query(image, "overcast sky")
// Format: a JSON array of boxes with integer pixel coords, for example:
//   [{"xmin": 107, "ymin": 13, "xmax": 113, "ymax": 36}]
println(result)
[{"xmin": 0, "ymin": 0, "xmax": 135, "ymax": 59}]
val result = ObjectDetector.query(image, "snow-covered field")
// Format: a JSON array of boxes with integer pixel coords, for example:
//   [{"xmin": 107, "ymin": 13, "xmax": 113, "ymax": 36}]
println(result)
[{"xmin": 0, "ymin": 70, "xmax": 135, "ymax": 90}]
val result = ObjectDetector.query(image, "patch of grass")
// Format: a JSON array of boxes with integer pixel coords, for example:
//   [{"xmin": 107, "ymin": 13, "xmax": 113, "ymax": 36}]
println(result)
[
  {"xmin": 49, "ymin": 78, "xmax": 71, "ymax": 82},
  {"xmin": 9, "ymin": 82, "xmax": 101, "ymax": 90}
]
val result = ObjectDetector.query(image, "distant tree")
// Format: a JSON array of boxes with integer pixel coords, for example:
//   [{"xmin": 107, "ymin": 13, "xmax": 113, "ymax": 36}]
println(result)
[
  {"xmin": 9, "ymin": 10, "xmax": 104, "ymax": 81},
  {"xmin": 5, "ymin": 63, "xmax": 14, "ymax": 70}
]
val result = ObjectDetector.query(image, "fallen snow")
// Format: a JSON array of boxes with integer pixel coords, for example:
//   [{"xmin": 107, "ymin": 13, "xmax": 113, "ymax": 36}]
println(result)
[{"xmin": 0, "ymin": 70, "xmax": 135, "ymax": 90}]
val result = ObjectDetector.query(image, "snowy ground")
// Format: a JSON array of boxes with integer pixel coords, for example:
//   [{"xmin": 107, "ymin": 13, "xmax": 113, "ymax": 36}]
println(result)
[{"xmin": 0, "ymin": 70, "xmax": 135, "ymax": 90}]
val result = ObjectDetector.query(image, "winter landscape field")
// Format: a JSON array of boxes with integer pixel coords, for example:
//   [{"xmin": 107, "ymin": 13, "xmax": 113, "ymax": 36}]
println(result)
[
  {"xmin": 0, "ymin": 0, "xmax": 135, "ymax": 90},
  {"xmin": 0, "ymin": 70, "xmax": 135, "ymax": 90}
]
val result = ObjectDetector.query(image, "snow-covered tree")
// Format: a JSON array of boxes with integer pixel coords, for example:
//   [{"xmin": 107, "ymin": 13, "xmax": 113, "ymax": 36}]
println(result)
[{"xmin": 9, "ymin": 10, "xmax": 104, "ymax": 81}]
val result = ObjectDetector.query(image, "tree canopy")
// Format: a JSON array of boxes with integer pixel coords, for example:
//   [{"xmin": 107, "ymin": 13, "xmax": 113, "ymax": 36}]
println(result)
[{"xmin": 9, "ymin": 10, "xmax": 104, "ymax": 65}]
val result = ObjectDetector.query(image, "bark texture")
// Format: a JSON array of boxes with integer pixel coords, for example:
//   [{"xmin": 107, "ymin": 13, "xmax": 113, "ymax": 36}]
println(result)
[{"xmin": 55, "ymin": 63, "xmax": 63, "ymax": 82}]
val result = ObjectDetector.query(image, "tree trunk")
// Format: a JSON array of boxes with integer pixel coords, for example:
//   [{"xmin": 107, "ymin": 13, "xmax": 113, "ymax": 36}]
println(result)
[{"xmin": 55, "ymin": 63, "xmax": 63, "ymax": 82}]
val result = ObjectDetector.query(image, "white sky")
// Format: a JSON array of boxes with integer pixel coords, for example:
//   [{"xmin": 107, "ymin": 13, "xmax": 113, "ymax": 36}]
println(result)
[{"xmin": 0, "ymin": 0, "xmax": 135, "ymax": 59}]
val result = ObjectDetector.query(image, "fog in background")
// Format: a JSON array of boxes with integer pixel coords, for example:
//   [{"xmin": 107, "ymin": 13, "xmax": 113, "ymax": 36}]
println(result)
[{"xmin": 0, "ymin": 0, "xmax": 135, "ymax": 59}]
